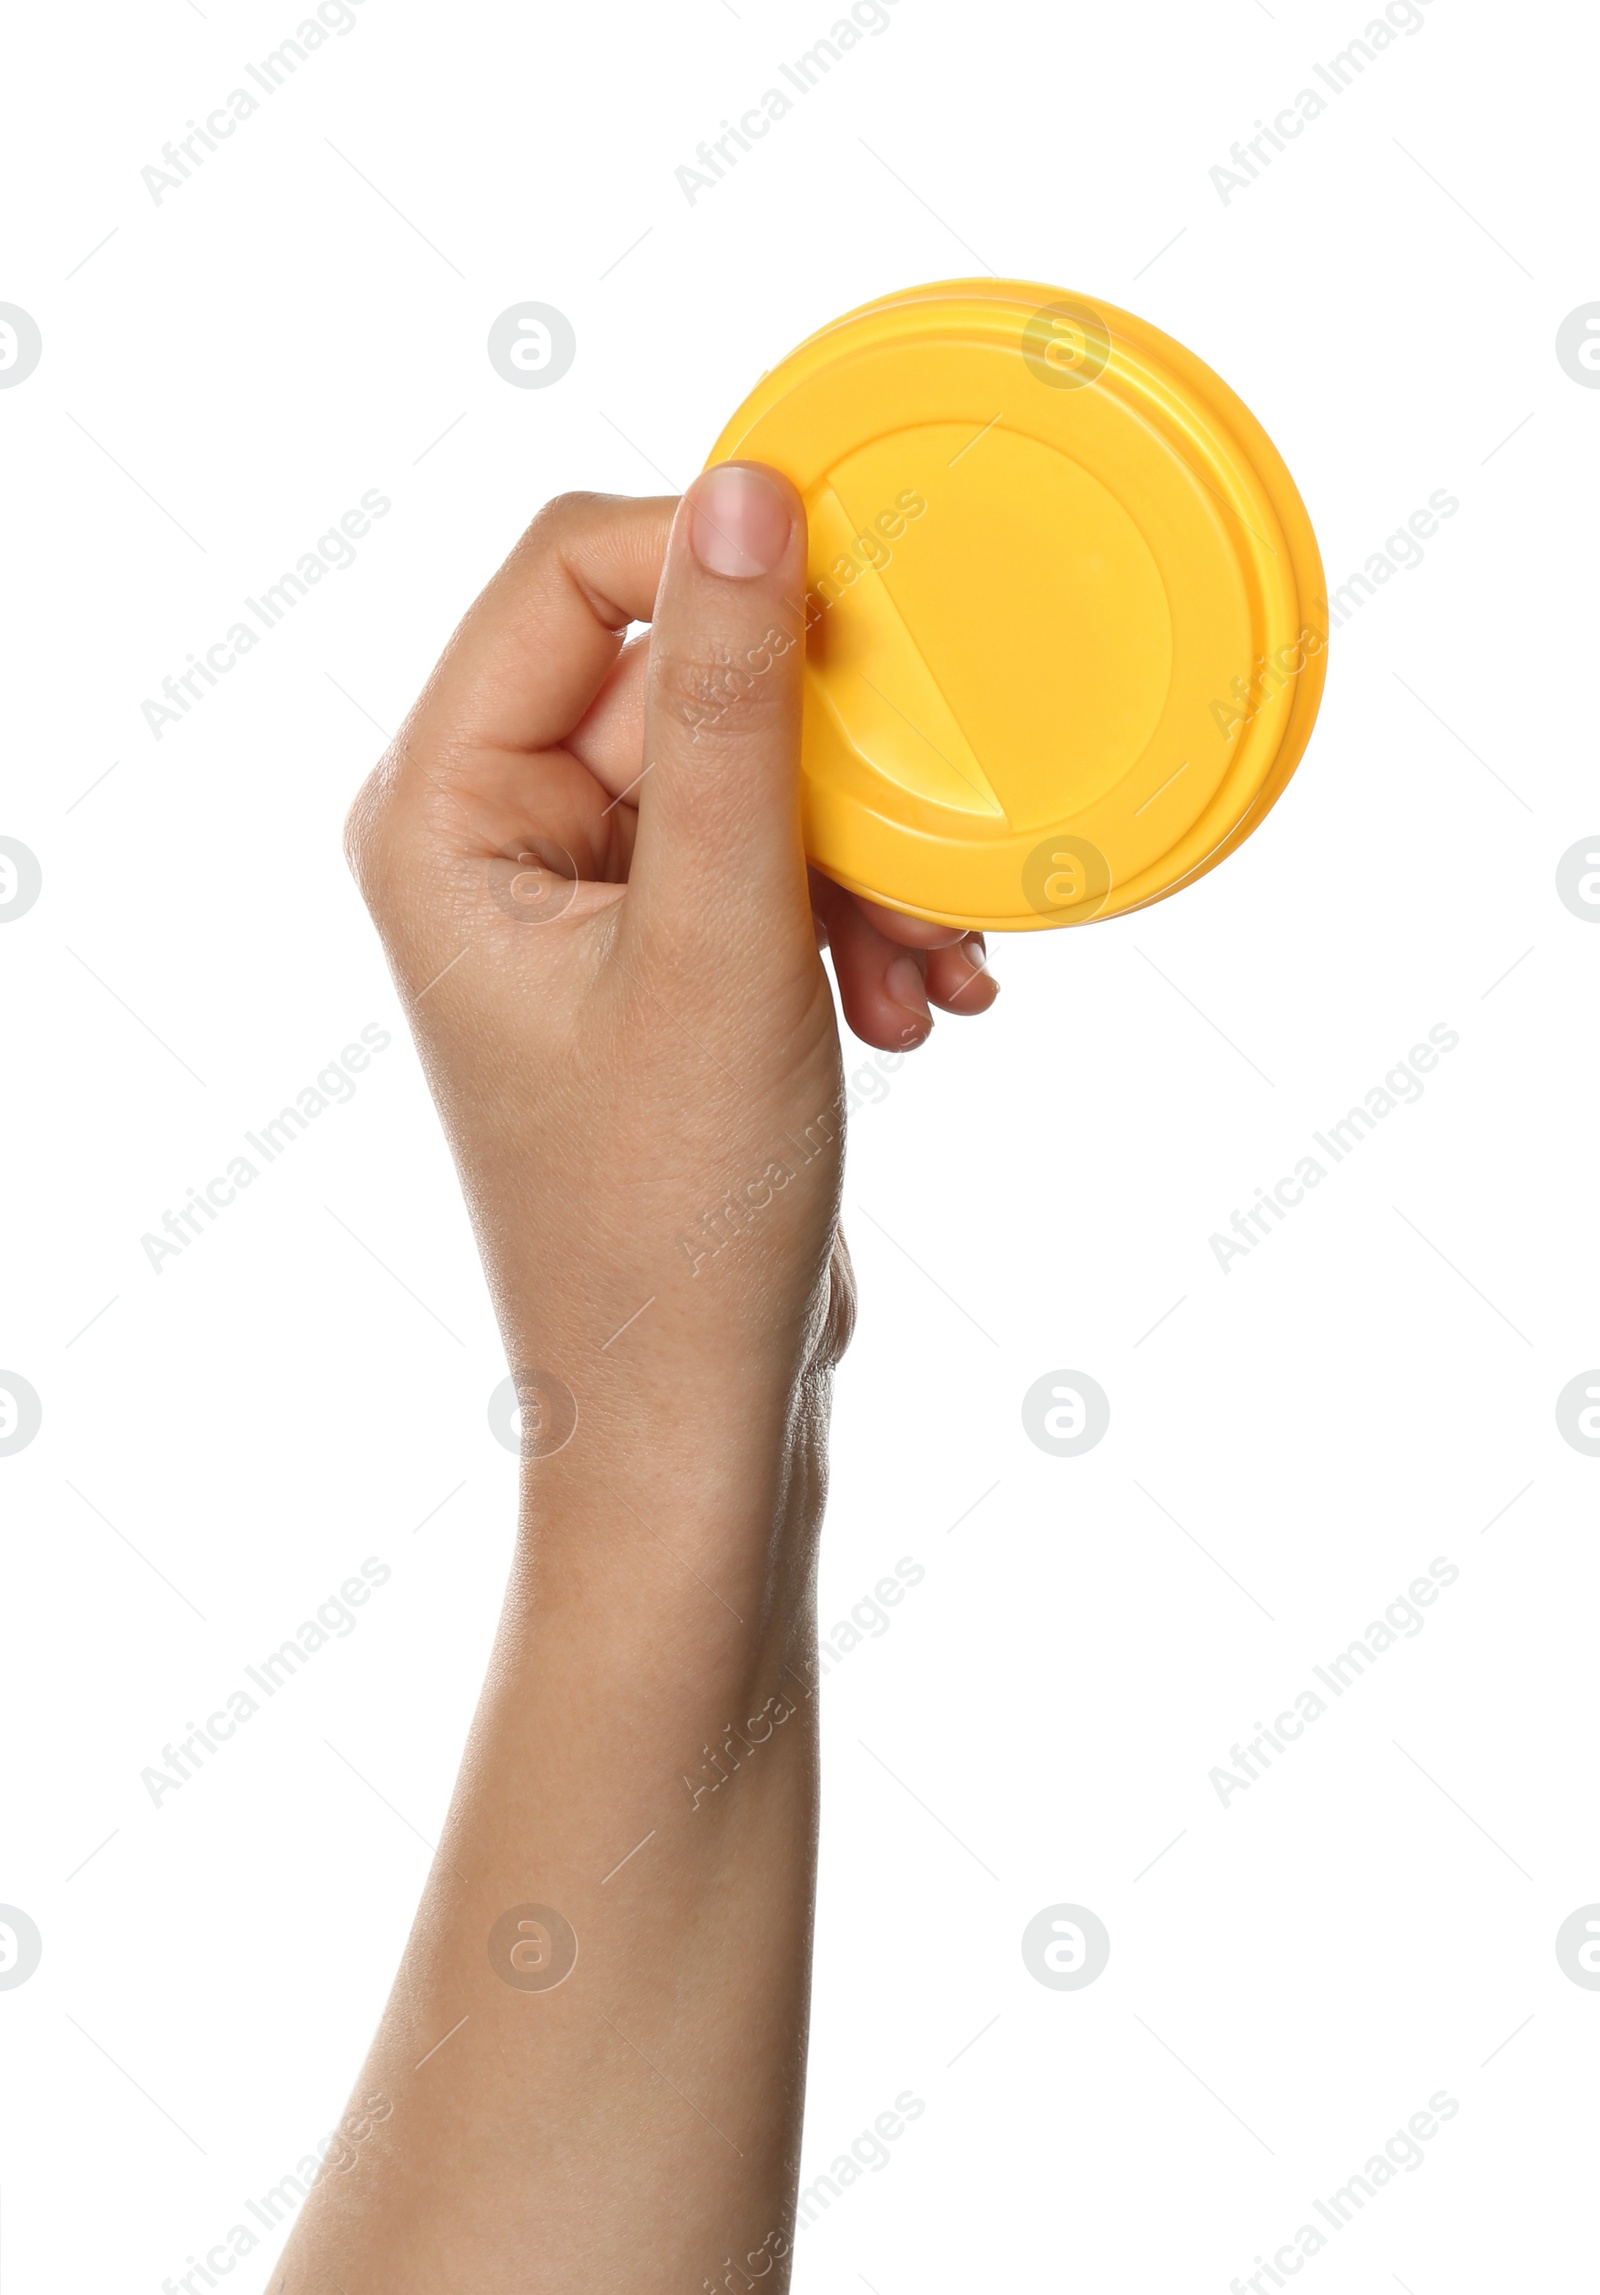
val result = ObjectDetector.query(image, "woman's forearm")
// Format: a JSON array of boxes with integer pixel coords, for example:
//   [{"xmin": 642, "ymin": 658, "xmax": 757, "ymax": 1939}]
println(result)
[{"xmin": 279, "ymin": 1378, "xmax": 832, "ymax": 2289}]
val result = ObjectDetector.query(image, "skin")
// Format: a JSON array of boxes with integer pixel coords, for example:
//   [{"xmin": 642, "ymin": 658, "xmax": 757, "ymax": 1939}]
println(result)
[{"xmin": 274, "ymin": 464, "xmax": 998, "ymax": 2290}]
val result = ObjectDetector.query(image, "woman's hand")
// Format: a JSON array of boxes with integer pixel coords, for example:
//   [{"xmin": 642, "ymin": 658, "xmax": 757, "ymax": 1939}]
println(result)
[{"xmin": 344, "ymin": 465, "xmax": 997, "ymax": 1441}]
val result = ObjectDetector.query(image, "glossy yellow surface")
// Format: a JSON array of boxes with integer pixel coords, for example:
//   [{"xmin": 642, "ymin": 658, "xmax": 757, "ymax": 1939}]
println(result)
[{"xmin": 707, "ymin": 279, "xmax": 1327, "ymax": 930}]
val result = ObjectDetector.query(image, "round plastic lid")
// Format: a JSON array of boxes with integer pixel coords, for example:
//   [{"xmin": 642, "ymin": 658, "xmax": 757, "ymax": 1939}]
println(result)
[{"xmin": 706, "ymin": 279, "xmax": 1327, "ymax": 931}]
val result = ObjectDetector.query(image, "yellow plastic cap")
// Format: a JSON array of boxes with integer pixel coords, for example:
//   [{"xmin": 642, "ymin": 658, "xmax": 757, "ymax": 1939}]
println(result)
[{"xmin": 707, "ymin": 279, "xmax": 1327, "ymax": 931}]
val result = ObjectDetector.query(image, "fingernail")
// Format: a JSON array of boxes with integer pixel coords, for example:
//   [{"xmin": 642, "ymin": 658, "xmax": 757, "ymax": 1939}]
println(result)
[
  {"xmin": 690, "ymin": 463, "xmax": 791, "ymax": 579},
  {"xmin": 885, "ymin": 953, "xmax": 931, "ymax": 1039},
  {"xmin": 963, "ymin": 934, "xmax": 997, "ymax": 990}
]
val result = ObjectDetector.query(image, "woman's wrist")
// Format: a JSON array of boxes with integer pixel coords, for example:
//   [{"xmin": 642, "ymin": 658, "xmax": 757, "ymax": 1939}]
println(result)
[{"xmin": 513, "ymin": 1374, "xmax": 830, "ymax": 1650}]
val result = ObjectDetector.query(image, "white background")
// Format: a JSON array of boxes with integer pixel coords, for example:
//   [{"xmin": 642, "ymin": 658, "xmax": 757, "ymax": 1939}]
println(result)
[{"xmin": 1, "ymin": 0, "xmax": 1595, "ymax": 2287}]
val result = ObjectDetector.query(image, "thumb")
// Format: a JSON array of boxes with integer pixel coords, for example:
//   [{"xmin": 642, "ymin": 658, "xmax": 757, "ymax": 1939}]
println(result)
[{"xmin": 628, "ymin": 461, "xmax": 812, "ymax": 951}]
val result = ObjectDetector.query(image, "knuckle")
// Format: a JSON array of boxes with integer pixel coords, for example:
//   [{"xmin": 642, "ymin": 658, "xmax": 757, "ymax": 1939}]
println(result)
[
  {"xmin": 341, "ymin": 754, "xmax": 401, "ymax": 904},
  {"xmin": 341, "ymin": 775, "xmax": 379, "ymax": 895},
  {"xmin": 652, "ymin": 636, "xmax": 793, "ymax": 745},
  {"xmin": 526, "ymin": 488, "xmax": 612, "ymax": 546}
]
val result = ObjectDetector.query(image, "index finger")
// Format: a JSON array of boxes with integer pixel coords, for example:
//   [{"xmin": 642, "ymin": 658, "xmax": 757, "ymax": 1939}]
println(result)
[{"xmin": 403, "ymin": 490, "xmax": 676, "ymax": 770}]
